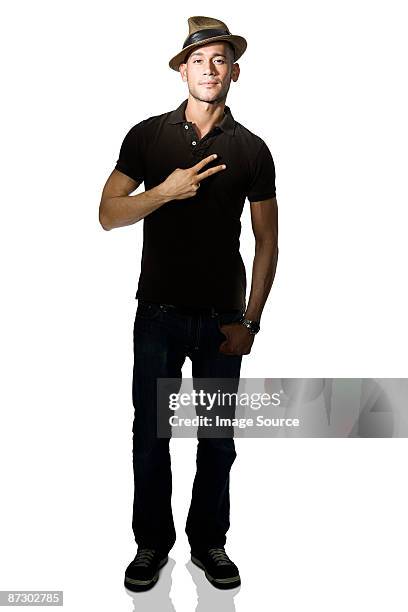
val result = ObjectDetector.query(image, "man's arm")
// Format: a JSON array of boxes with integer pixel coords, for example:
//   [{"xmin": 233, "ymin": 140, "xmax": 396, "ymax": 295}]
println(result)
[
  {"xmin": 217, "ymin": 196, "xmax": 278, "ymax": 356},
  {"xmin": 98, "ymin": 169, "xmax": 172, "ymax": 231},
  {"xmin": 99, "ymin": 155, "xmax": 226, "ymax": 231},
  {"xmin": 244, "ymin": 196, "xmax": 279, "ymax": 322}
]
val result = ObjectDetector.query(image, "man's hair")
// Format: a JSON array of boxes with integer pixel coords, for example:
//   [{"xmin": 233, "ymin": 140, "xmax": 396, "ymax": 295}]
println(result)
[{"xmin": 184, "ymin": 41, "xmax": 236, "ymax": 64}]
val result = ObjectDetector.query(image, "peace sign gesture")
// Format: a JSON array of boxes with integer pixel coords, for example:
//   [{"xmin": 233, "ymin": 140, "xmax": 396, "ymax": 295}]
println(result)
[{"xmin": 158, "ymin": 154, "xmax": 226, "ymax": 201}]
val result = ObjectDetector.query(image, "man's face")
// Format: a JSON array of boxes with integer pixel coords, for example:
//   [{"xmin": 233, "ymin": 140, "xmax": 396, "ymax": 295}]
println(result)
[{"xmin": 179, "ymin": 42, "xmax": 240, "ymax": 104}]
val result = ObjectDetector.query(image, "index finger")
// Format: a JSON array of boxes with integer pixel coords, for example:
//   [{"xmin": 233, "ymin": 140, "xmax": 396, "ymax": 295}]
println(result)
[{"xmin": 191, "ymin": 154, "xmax": 218, "ymax": 173}]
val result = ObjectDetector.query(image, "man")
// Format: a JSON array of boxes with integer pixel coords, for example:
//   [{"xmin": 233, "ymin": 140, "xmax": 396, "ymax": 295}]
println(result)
[{"xmin": 99, "ymin": 16, "xmax": 278, "ymax": 591}]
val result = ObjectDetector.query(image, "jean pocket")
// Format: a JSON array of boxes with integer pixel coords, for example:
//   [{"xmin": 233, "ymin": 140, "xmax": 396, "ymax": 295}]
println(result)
[
  {"xmin": 135, "ymin": 301, "xmax": 162, "ymax": 321},
  {"xmin": 217, "ymin": 310, "xmax": 244, "ymax": 336}
]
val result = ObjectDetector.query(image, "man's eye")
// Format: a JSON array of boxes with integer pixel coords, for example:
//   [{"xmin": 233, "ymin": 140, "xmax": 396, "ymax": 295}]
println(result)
[{"xmin": 193, "ymin": 59, "xmax": 225, "ymax": 63}]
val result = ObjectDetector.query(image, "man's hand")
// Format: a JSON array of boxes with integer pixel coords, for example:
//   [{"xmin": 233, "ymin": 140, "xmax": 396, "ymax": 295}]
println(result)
[
  {"xmin": 219, "ymin": 322, "xmax": 255, "ymax": 356},
  {"xmin": 157, "ymin": 154, "xmax": 226, "ymax": 201}
]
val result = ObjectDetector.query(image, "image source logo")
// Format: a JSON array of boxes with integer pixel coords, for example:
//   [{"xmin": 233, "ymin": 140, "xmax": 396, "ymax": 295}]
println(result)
[{"xmin": 156, "ymin": 378, "xmax": 408, "ymax": 438}]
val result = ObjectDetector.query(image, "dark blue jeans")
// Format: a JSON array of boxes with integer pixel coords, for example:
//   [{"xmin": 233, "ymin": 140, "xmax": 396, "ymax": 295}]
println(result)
[{"xmin": 131, "ymin": 300, "xmax": 244, "ymax": 555}]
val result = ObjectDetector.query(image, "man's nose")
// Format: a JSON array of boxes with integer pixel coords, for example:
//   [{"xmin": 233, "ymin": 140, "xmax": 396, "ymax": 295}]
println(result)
[{"xmin": 202, "ymin": 60, "xmax": 216, "ymax": 75}]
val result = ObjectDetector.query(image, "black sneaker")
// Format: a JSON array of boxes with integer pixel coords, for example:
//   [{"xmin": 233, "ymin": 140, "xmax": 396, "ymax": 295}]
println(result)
[
  {"xmin": 124, "ymin": 547, "xmax": 168, "ymax": 592},
  {"xmin": 191, "ymin": 546, "xmax": 241, "ymax": 589}
]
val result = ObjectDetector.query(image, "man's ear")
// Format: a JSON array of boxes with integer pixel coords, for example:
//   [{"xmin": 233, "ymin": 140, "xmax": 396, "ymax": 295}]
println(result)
[
  {"xmin": 231, "ymin": 63, "xmax": 240, "ymax": 83},
  {"xmin": 179, "ymin": 63, "xmax": 187, "ymax": 82}
]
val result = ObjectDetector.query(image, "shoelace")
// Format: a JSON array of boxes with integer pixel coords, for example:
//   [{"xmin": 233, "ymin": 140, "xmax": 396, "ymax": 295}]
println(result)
[
  {"xmin": 132, "ymin": 548, "xmax": 156, "ymax": 567},
  {"xmin": 208, "ymin": 547, "xmax": 232, "ymax": 566}
]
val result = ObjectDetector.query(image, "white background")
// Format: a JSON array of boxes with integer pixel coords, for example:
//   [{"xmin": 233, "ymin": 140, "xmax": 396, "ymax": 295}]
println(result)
[{"xmin": 1, "ymin": 1, "xmax": 407, "ymax": 610}]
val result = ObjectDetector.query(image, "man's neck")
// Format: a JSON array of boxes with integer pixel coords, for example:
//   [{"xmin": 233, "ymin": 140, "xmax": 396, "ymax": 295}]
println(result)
[{"xmin": 184, "ymin": 95, "xmax": 226, "ymax": 138}]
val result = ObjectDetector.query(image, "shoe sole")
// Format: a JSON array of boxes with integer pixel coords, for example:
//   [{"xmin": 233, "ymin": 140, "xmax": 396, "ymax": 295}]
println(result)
[
  {"xmin": 124, "ymin": 555, "xmax": 168, "ymax": 592},
  {"xmin": 191, "ymin": 555, "xmax": 241, "ymax": 590}
]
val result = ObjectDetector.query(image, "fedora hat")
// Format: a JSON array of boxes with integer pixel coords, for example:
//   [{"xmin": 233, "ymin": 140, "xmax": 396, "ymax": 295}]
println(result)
[{"xmin": 169, "ymin": 16, "xmax": 247, "ymax": 71}]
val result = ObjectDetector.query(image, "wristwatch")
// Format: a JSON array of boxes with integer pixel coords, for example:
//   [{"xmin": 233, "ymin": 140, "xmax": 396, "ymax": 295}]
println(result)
[{"xmin": 239, "ymin": 317, "xmax": 260, "ymax": 335}]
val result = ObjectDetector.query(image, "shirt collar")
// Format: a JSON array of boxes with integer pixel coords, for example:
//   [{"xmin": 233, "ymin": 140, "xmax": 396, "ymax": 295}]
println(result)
[{"xmin": 168, "ymin": 98, "xmax": 236, "ymax": 136}]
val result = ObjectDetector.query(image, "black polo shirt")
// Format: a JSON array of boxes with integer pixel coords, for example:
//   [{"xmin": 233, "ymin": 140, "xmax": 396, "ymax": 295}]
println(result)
[{"xmin": 114, "ymin": 98, "xmax": 276, "ymax": 310}]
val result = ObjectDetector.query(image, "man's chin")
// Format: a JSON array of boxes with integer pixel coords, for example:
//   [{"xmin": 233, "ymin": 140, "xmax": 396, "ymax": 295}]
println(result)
[{"xmin": 192, "ymin": 91, "xmax": 225, "ymax": 104}]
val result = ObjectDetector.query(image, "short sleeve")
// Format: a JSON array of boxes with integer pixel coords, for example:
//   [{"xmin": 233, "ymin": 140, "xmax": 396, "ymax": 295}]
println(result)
[
  {"xmin": 246, "ymin": 140, "xmax": 276, "ymax": 202},
  {"xmin": 114, "ymin": 120, "xmax": 145, "ymax": 183}
]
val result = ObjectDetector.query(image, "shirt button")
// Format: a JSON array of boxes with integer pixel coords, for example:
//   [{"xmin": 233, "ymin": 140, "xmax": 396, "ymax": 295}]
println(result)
[
  {"xmin": 192, "ymin": 141, "xmax": 197, "ymax": 146},
  {"xmin": 184, "ymin": 124, "xmax": 189, "ymax": 129}
]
